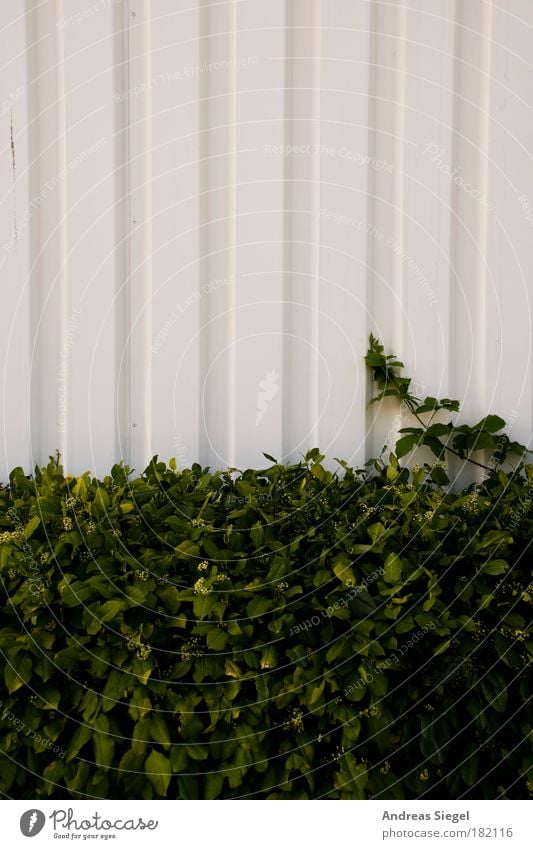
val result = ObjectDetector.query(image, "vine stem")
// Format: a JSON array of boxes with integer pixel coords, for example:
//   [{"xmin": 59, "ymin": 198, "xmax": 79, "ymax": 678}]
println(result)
[
  {"xmin": 386, "ymin": 374, "xmax": 493, "ymax": 473},
  {"xmin": 404, "ymin": 400, "xmax": 492, "ymax": 472}
]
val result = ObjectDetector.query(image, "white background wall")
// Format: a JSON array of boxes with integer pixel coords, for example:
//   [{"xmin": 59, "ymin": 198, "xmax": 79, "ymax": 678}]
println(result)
[{"xmin": 1, "ymin": 0, "xmax": 532, "ymax": 480}]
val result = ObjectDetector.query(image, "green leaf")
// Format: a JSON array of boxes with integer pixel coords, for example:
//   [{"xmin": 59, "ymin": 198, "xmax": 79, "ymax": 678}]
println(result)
[
  {"xmin": 368, "ymin": 523, "xmax": 386, "ymax": 544},
  {"xmin": 250, "ymin": 522, "xmax": 264, "ymax": 547},
  {"xmin": 332, "ymin": 553, "xmax": 356, "ymax": 585},
  {"xmin": 150, "ymin": 716, "xmax": 171, "ymax": 750},
  {"xmin": 186, "ymin": 744, "xmax": 209, "ymax": 761},
  {"xmin": 416, "ymin": 396, "xmax": 439, "ymax": 413},
  {"xmin": 474, "ymin": 414, "xmax": 506, "ymax": 433},
  {"xmin": 99, "ymin": 599, "xmax": 125, "ymax": 623},
  {"xmin": 383, "ymin": 553, "xmax": 402, "ymax": 585},
  {"xmin": 433, "ymin": 639, "xmax": 451, "ymax": 656},
  {"xmin": 145, "ymin": 749, "xmax": 172, "ymax": 797},
  {"xmin": 39, "ymin": 683, "xmax": 61, "ymax": 709},
  {"xmin": 482, "ymin": 559, "xmax": 508, "ymax": 576},
  {"xmin": 24, "ymin": 515, "xmax": 41, "ymax": 538},
  {"xmin": 481, "ymin": 674, "xmax": 508, "ymax": 713},
  {"xmin": 4, "ymin": 656, "xmax": 31, "ymax": 693},
  {"xmin": 207, "ymin": 628, "xmax": 228, "ymax": 650},
  {"xmin": 430, "ymin": 465, "xmax": 449, "ymax": 486},
  {"xmin": 205, "ymin": 771, "xmax": 224, "ymax": 799},
  {"xmin": 311, "ymin": 462, "xmax": 325, "ymax": 481},
  {"xmin": 425, "ymin": 422, "xmax": 453, "ymax": 437},
  {"xmin": 309, "ymin": 680, "xmax": 325, "ymax": 705},
  {"xmin": 178, "ymin": 774, "xmax": 199, "ymax": 799},
  {"xmin": 175, "ymin": 540, "xmax": 200, "ymax": 559},
  {"xmin": 93, "ymin": 727, "xmax": 115, "ymax": 771},
  {"xmin": 66, "ymin": 724, "xmax": 94, "ymax": 762},
  {"xmin": 395, "ymin": 433, "xmax": 421, "ymax": 458},
  {"xmin": 193, "ymin": 594, "xmax": 218, "ymax": 620},
  {"xmin": 72, "ymin": 476, "xmax": 88, "ymax": 500},
  {"xmin": 224, "ymin": 660, "xmax": 242, "ymax": 678},
  {"xmin": 476, "ymin": 530, "xmax": 513, "ymax": 550},
  {"xmin": 246, "ymin": 595, "xmax": 272, "ymax": 617}
]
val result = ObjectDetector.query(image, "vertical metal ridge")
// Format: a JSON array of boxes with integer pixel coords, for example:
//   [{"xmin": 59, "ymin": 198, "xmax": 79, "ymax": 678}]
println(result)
[
  {"xmin": 281, "ymin": 0, "xmax": 322, "ymax": 459},
  {"xmin": 310, "ymin": 0, "xmax": 321, "ymax": 449},
  {"xmin": 27, "ymin": 1, "xmax": 70, "ymax": 468},
  {"xmin": 198, "ymin": 0, "xmax": 210, "ymax": 467},
  {"xmin": 281, "ymin": 0, "xmax": 293, "ymax": 462},
  {"xmin": 55, "ymin": 0, "xmax": 69, "ymax": 465},
  {"xmin": 226, "ymin": 0, "xmax": 237, "ymax": 468},
  {"xmin": 365, "ymin": 0, "xmax": 379, "ymax": 451},
  {"xmin": 198, "ymin": 0, "xmax": 238, "ymax": 469},
  {"xmin": 365, "ymin": 1, "xmax": 378, "ymax": 322},
  {"xmin": 392, "ymin": 2, "xmax": 407, "ymax": 356},
  {"xmin": 475, "ymin": 0, "xmax": 493, "ymax": 413},
  {"xmin": 127, "ymin": 0, "xmax": 152, "ymax": 470},
  {"xmin": 365, "ymin": 1, "xmax": 407, "ymax": 461},
  {"xmin": 113, "ymin": 0, "xmax": 130, "ymax": 464},
  {"xmin": 448, "ymin": 0, "xmax": 460, "ymax": 408}
]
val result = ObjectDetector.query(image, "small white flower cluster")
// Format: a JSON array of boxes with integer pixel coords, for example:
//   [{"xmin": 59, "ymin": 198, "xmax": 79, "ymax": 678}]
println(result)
[
  {"xmin": 360, "ymin": 505, "xmax": 378, "ymax": 516},
  {"xmin": 86, "ymin": 521, "xmax": 96, "ymax": 533},
  {"xmin": 125, "ymin": 634, "xmax": 152, "ymax": 660},
  {"xmin": 62, "ymin": 517, "xmax": 73, "ymax": 531},
  {"xmin": 8, "ymin": 568, "xmax": 18, "ymax": 578},
  {"xmin": 64, "ymin": 496, "xmax": 77, "ymax": 509},
  {"xmin": 197, "ymin": 560, "xmax": 209, "ymax": 572},
  {"xmin": 193, "ymin": 577, "xmax": 211, "ymax": 596},
  {"xmin": 180, "ymin": 635, "xmax": 201, "ymax": 661},
  {"xmin": 0, "ymin": 530, "xmax": 24, "ymax": 544},
  {"xmin": 135, "ymin": 569, "xmax": 150, "ymax": 581},
  {"xmin": 191, "ymin": 517, "xmax": 206, "ymax": 527},
  {"xmin": 276, "ymin": 581, "xmax": 289, "ymax": 592},
  {"xmin": 284, "ymin": 707, "xmax": 304, "ymax": 732},
  {"xmin": 464, "ymin": 492, "xmax": 481, "ymax": 514},
  {"xmin": 136, "ymin": 645, "xmax": 151, "ymax": 660}
]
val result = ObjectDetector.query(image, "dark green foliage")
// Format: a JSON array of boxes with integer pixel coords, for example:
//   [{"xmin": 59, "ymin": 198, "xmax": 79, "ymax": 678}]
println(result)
[
  {"xmin": 0, "ymin": 453, "xmax": 530, "ymax": 799},
  {"xmin": 366, "ymin": 334, "xmax": 529, "ymax": 475},
  {"xmin": 0, "ymin": 340, "xmax": 530, "ymax": 799}
]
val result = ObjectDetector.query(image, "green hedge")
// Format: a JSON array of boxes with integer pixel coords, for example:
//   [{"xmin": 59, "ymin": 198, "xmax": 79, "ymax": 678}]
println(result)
[{"xmin": 0, "ymin": 452, "xmax": 531, "ymax": 799}]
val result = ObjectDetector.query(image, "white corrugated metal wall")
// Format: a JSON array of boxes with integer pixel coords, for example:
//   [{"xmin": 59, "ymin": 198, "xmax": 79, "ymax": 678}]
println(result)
[{"xmin": 1, "ymin": 0, "xmax": 532, "ymax": 480}]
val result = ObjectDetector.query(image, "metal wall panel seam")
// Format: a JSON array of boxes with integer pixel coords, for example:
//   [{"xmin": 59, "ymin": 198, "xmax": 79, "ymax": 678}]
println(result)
[
  {"xmin": 54, "ymin": 0, "xmax": 69, "ymax": 466},
  {"xmin": 127, "ymin": 0, "xmax": 152, "ymax": 470},
  {"xmin": 227, "ymin": 0, "xmax": 237, "ymax": 469},
  {"xmin": 475, "ymin": 0, "xmax": 493, "ymax": 418}
]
